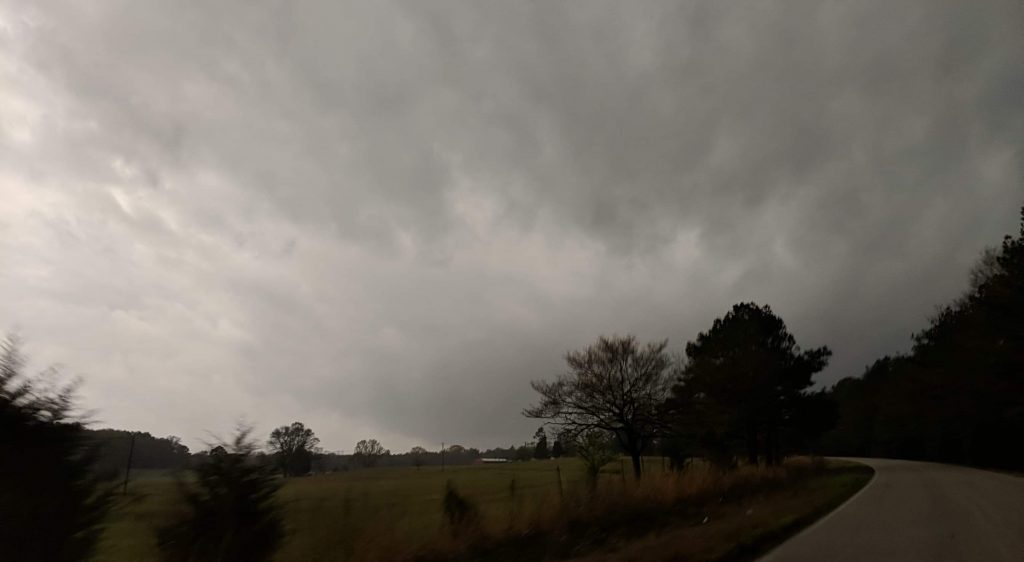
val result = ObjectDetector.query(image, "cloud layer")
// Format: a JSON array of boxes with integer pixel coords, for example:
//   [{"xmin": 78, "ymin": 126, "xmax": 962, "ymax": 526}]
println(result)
[{"xmin": 1, "ymin": 0, "xmax": 1021, "ymax": 451}]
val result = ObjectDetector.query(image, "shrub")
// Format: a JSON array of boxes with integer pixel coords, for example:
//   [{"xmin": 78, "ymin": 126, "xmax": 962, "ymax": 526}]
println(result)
[
  {"xmin": 441, "ymin": 480, "xmax": 480, "ymax": 536},
  {"xmin": 157, "ymin": 428, "xmax": 284, "ymax": 562},
  {"xmin": 573, "ymin": 430, "xmax": 619, "ymax": 490},
  {"xmin": 0, "ymin": 335, "xmax": 112, "ymax": 561}
]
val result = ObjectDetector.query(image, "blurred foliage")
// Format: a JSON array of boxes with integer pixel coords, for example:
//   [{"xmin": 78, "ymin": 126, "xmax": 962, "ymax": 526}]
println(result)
[
  {"xmin": 0, "ymin": 335, "xmax": 112, "ymax": 561},
  {"xmin": 157, "ymin": 428, "xmax": 284, "ymax": 562}
]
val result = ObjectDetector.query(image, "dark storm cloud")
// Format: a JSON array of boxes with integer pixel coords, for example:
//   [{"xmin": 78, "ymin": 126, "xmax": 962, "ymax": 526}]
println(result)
[{"xmin": 1, "ymin": 0, "xmax": 1021, "ymax": 450}]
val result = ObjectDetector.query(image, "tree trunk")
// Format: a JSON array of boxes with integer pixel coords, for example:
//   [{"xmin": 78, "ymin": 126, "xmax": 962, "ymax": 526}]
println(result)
[
  {"xmin": 630, "ymin": 452, "xmax": 642, "ymax": 480},
  {"xmin": 623, "ymin": 433, "xmax": 643, "ymax": 480},
  {"xmin": 746, "ymin": 425, "xmax": 759, "ymax": 466},
  {"xmin": 765, "ymin": 427, "xmax": 779, "ymax": 466}
]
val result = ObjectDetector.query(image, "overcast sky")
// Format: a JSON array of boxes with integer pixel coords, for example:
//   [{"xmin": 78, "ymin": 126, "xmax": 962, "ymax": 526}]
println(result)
[{"xmin": 1, "ymin": 1, "xmax": 1021, "ymax": 453}]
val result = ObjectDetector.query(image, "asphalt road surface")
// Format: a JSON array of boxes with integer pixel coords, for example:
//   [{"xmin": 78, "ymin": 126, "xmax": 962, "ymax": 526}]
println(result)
[{"xmin": 762, "ymin": 458, "xmax": 1024, "ymax": 562}]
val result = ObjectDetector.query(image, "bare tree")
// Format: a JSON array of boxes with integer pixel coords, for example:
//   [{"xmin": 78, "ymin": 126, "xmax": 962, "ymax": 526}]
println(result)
[
  {"xmin": 353, "ymin": 438, "xmax": 389, "ymax": 467},
  {"xmin": 410, "ymin": 446, "xmax": 428, "ymax": 469},
  {"xmin": 525, "ymin": 334, "xmax": 672, "ymax": 479}
]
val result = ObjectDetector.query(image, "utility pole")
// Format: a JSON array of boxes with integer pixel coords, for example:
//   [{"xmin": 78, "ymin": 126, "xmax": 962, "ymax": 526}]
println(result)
[{"xmin": 122, "ymin": 432, "xmax": 136, "ymax": 495}]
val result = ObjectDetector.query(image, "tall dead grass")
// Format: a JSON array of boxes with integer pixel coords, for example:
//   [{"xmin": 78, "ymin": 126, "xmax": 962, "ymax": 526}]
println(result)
[{"xmin": 349, "ymin": 457, "xmax": 825, "ymax": 562}]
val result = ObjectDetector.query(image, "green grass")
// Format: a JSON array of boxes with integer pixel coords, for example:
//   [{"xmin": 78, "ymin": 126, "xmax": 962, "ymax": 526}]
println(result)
[{"xmin": 96, "ymin": 471, "xmax": 185, "ymax": 561}]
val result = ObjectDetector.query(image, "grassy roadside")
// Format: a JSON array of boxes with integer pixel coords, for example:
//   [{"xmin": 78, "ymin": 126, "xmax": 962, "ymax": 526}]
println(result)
[
  {"xmin": 568, "ymin": 460, "xmax": 874, "ymax": 562},
  {"xmin": 403, "ymin": 459, "xmax": 873, "ymax": 562}
]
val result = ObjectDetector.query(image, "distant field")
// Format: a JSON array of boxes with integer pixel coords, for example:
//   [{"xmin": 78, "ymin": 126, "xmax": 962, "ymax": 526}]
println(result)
[{"xmin": 96, "ymin": 457, "xmax": 650, "ymax": 561}]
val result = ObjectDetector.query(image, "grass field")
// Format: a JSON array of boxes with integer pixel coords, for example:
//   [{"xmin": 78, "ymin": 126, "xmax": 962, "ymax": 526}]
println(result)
[
  {"xmin": 97, "ymin": 458, "xmax": 620, "ymax": 561},
  {"xmin": 94, "ymin": 457, "xmax": 870, "ymax": 561}
]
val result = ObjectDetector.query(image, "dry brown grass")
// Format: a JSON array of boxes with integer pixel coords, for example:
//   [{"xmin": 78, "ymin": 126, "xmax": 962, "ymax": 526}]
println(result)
[
  {"xmin": 363, "ymin": 457, "xmax": 836, "ymax": 562},
  {"xmin": 574, "ymin": 461, "xmax": 871, "ymax": 562}
]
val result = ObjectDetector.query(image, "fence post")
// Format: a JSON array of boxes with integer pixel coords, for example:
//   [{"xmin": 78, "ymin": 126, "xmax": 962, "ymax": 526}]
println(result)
[
  {"xmin": 122, "ymin": 432, "xmax": 136, "ymax": 495},
  {"xmin": 508, "ymin": 474, "xmax": 518, "ymax": 528}
]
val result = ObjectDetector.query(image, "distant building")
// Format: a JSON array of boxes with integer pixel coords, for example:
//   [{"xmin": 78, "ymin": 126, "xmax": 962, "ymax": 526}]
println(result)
[{"xmin": 477, "ymin": 457, "xmax": 509, "ymax": 464}]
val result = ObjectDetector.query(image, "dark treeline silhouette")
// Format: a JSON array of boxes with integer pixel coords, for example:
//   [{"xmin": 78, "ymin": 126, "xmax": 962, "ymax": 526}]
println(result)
[
  {"xmin": 88, "ymin": 429, "xmax": 191, "ymax": 475},
  {"xmin": 313, "ymin": 442, "xmax": 556, "ymax": 471},
  {"xmin": 83, "ymin": 426, "xmax": 559, "ymax": 476},
  {"xmin": 822, "ymin": 207, "xmax": 1024, "ymax": 470}
]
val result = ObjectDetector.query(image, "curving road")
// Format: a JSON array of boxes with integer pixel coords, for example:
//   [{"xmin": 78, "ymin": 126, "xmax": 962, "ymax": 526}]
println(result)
[{"xmin": 762, "ymin": 458, "xmax": 1024, "ymax": 562}]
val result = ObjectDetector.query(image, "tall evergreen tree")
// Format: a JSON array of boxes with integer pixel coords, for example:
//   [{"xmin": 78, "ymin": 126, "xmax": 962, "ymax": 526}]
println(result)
[
  {"xmin": 671, "ymin": 304, "xmax": 831, "ymax": 466},
  {"xmin": 533, "ymin": 427, "xmax": 549, "ymax": 459}
]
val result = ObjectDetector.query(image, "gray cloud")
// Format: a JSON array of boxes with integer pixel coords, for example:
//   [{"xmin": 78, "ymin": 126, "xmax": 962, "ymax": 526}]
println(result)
[{"xmin": 1, "ymin": 0, "xmax": 1021, "ymax": 451}]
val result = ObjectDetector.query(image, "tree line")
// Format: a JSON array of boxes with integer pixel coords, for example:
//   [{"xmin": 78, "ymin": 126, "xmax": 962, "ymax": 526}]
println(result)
[
  {"xmin": 85, "ymin": 421, "xmax": 576, "ymax": 475},
  {"xmin": 821, "ymin": 207, "xmax": 1024, "ymax": 469},
  {"xmin": 87, "ymin": 429, "xmax": 191, "ymax": 475}
]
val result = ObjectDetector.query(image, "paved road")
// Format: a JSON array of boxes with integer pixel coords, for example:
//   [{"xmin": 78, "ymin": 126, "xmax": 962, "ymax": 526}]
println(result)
[{"xmin": 762, "ymin": 458, "xmax": 1024, "ymax": 562}]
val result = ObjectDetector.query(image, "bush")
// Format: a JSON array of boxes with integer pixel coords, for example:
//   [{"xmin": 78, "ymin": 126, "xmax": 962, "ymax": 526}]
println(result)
[
  {"xmin": 157, "ymin": 428, "xmax": 284, "ymax": 562},
  {"xmin": 0, "ymin": 335, "xmax": 112, "ymax": 561},
  {"xmin": 573, "ymin": 430, "xmax": 619, "ymax": 489},
  {"xmin": 442, "ymin": 480, "xmax": 480, "ymax": 536}
]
